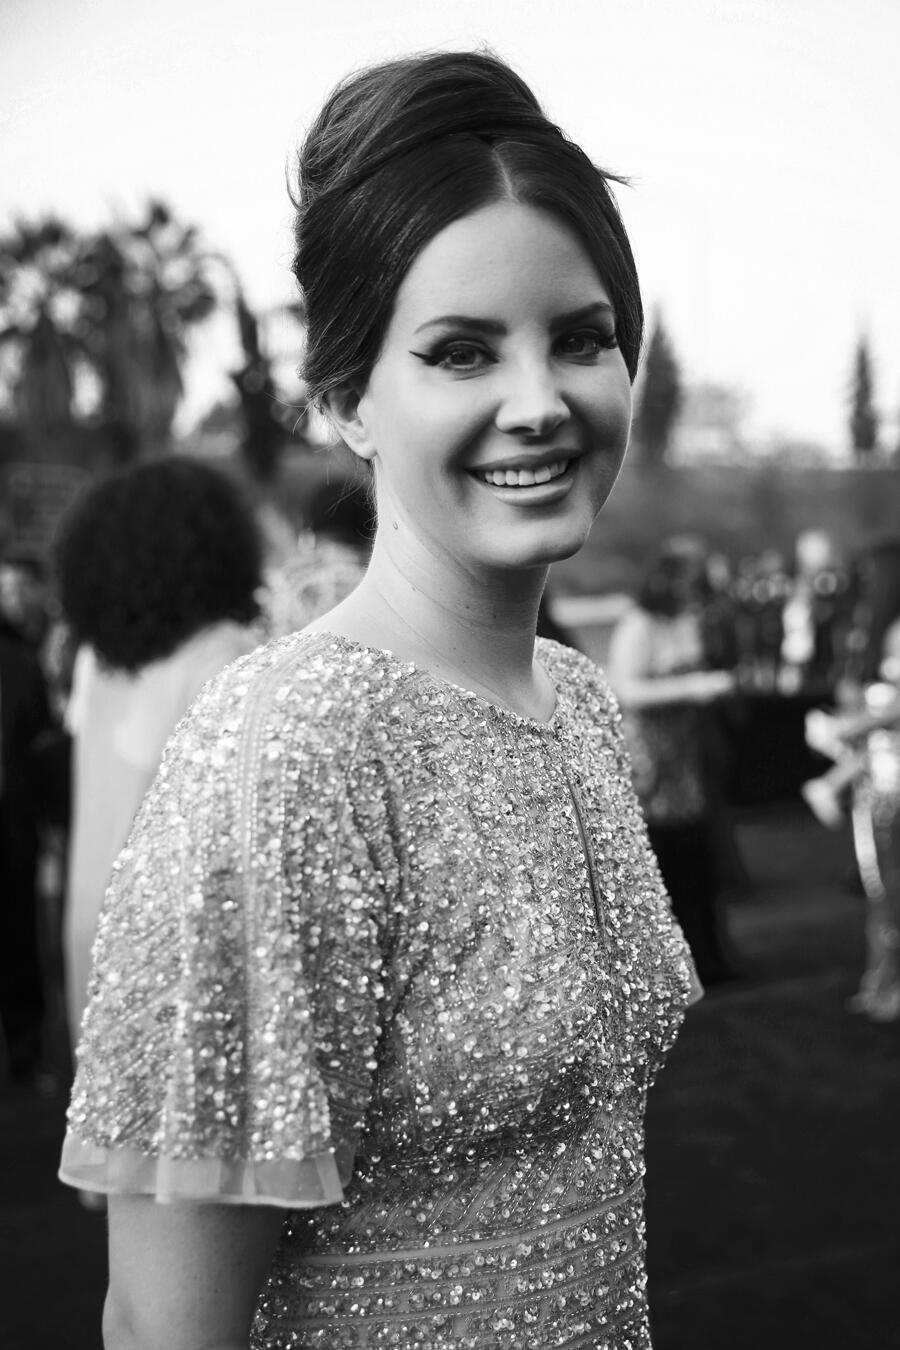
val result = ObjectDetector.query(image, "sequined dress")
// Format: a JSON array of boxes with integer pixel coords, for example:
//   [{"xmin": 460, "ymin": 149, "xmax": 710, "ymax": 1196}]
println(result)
[{"xmin": 60, "ymin": 632, "xmax": 698, "ymax": 1348}]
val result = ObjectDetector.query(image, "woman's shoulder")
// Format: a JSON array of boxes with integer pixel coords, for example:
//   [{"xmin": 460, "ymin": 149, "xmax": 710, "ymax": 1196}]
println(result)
[
  {"xmin": 536, "ymin": 636, "xmax": 620, "ymax": 715},
  {"xmin": 167, "ymin": 629, "xmax": 423, "ymax": 786},
  {"xmin": 185, "ymin": 626, "xmax": 369, "ymax": 717}
]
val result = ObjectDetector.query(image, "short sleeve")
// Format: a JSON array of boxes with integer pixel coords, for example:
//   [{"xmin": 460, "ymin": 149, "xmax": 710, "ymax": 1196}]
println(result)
[{"xmin": 59, "ymin": 639, "xmax": 389, "ymax": 1208}]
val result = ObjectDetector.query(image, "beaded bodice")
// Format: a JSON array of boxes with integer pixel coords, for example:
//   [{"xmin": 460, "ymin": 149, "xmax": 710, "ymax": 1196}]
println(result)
[{"xmin": 61, "ymin": 632, "xmax": 696, "ymax": 1348}]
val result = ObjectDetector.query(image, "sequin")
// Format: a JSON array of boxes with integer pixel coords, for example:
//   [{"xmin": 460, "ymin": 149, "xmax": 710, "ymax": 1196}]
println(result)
[{"xmin": 60, "ymin": 632, "xmax": 697, "ymax": 1347}]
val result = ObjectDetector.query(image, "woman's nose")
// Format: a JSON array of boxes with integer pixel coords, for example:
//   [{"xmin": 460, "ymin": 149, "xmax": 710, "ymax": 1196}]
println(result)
[{"xmin": 494, "ymin": 360, "xmax": 568, "ymax": 438}]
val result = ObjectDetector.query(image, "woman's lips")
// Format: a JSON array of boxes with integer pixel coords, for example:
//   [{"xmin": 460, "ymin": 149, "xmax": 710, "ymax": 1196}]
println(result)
[{"xmin": 472, "ymin": 458, "xmax": 571, "ymax": 488}]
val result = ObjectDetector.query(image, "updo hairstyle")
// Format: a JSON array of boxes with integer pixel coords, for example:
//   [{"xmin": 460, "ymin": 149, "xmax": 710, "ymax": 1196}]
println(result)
[{"xmin": 292, "ymin": 51, "xmax": 643, "ymax": 408}]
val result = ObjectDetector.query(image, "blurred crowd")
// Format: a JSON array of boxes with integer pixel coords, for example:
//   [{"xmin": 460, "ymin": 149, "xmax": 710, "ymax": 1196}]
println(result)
[
  {"xmin": 0, "ymin": 461, "xmax": 369, "ymax": 1094},
  {"xmin": 631, "ymin": 529, "xmax": 863, "ymax": 702},
  {"xmin": 2, "ymin": 484, "xmax": 900, "ymax": 1095},
  {"xmin": 606, "ymin": 528, "xmax": 900, "ymax": 1014}
]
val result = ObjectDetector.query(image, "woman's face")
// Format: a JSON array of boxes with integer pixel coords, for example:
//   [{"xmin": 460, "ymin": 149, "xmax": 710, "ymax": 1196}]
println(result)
[{"xmin": 346, "ymin": 200, "xmax": 633, "ymax": 574}]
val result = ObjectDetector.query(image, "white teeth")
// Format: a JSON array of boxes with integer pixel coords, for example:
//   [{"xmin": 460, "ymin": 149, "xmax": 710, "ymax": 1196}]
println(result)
[{"xmin": 477, "ymin": 459, "xmax": 569, "ymax": 487}]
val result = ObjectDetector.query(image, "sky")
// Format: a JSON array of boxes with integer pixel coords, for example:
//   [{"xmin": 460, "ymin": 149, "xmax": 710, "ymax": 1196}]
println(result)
[{"xmin": 2, "ymin": 0, "xmax": 899, "ymax": 453}]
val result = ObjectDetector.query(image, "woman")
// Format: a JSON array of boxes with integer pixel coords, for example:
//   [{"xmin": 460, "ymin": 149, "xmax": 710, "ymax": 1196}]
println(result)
[
  {"xmin": 60, "ymin": 53, "xmax": 700, "ymax": 1349},
  {"xmin": 53, "ymin": 457, "xmax": 264, "ymax": 1042},
  {"xmin": 607, "ymin": 539, "xmax": 736, "ymax": 982}
]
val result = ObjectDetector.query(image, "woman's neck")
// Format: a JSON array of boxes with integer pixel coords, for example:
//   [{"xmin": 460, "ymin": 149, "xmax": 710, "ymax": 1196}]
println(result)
[{"xmin": 307, "ymin": 530, "xmax": 554, "ymax": 720}]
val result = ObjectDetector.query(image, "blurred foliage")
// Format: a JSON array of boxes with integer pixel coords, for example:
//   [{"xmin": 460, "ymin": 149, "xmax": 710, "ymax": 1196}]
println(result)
[
  {"xmin": 78, "ymin": 203, "xmax": 217, "ymax": 457},
  {"xmin": 0, "ymin": 202, "xmax": 296, "ymax": 476},
  {"xmin": 554, "ymin": 459, "xmax": 900, "ymax": 596},
  {"xmin": 668, "ymin": 382, "xmax": 749, "ymax": 463},
  {"xmin": 849, "ymin": 336, "xmax": 879, "ymax": 462},
  {"xmin": 0, "ymin": 217, "xmax": 86, "ymax": 447},
  {"xmin": 229, "ymin": 290, "xmax": 307, "ymax": 482},
  {"xmin": 632, "ymin": 311, "xmax": 682, "ymax": 467}
]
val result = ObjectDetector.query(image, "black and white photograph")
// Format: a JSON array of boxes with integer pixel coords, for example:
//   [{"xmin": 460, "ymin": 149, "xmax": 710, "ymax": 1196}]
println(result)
[{"xmin": 1, "ymin": 2, "xmax": 898, "ymax": 1346}]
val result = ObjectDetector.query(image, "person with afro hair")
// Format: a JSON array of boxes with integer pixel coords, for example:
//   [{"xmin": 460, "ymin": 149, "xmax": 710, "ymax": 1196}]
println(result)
[{"xmin": 53, "ymin": 456, "xmax": 263, "ymax": 1045}]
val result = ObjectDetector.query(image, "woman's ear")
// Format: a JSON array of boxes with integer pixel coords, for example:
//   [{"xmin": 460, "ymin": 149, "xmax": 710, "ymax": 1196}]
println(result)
[{"xmin": 323, "ymin": 385, "xmax": 376, "ymax": 462}]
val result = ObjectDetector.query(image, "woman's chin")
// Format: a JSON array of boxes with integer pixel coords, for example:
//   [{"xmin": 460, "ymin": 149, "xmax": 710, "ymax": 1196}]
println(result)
[{"xmin": 484, "ymin": 524, "xmax": 594, "ymax": 571}]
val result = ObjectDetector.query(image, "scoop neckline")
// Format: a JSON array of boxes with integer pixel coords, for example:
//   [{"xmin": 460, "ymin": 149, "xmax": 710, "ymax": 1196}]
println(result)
[{"xmin": 311, "ymin": 630, "xmax": 563, "ymax": 731}]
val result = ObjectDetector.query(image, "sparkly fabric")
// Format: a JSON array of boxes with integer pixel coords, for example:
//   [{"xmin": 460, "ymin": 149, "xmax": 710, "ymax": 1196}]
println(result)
[{"xmin": 60, "ymin": 632, "xmax": 697, "ymax": 1348}]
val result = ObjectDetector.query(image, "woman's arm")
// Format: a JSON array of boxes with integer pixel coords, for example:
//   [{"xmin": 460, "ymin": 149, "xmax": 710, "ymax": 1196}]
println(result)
[
  {"xmin": 606, "ymin": 610, "xmax": 734, "ymax": 708},
  {"xmin": 807, "ymin": 693, "xmax": 900, "ymax": 756},
  {"xmin": 103, "ymin": 1196, "xmax": 284, "ymax": 1350},
  {"xmin": 837, "ymin": 693, "xmax": 900, "ymax": 741},
  {"xmin": 611, "ymin": 667, "xmax": 734, "ymax": 708}
]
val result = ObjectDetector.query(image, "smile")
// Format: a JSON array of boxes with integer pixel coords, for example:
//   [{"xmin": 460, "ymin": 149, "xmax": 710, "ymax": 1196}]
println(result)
[{"xmin": 472, "ymin": 459, "xmax": 571, "ymax": 488}]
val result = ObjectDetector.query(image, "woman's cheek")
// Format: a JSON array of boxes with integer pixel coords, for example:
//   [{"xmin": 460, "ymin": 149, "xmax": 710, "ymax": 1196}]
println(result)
[{"xmin": 598, "ymin": 382, "xmax": 633, "ymax": 453}]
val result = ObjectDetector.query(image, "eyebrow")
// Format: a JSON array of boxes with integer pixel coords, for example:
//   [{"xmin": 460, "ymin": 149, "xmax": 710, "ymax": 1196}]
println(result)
[{"xmin": 412, "ymin": 302, "xmax": 615, "ymax": 337}]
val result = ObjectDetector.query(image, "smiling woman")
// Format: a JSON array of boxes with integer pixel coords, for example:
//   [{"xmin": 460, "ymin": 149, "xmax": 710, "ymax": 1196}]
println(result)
[
  {"xmin": 59, "ymin": 50, "xmax": 701, "ymax": 1350},
  {"xmin": 322, "ymin": 201, "xmax": 632, "ymax": 584}
]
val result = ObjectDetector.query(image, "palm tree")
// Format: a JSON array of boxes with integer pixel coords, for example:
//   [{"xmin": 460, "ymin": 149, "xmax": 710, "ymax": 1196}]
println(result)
[
  {"xmin": 1, "ymin": 204, "xmax": 220, "ymax": 462},
  {"xmin": 0, "ymin": 218, "xmax": 87, "ymax": 454},
  {"xmin": 79, "ymin": 201, "xmax": 218, "ymax": 457}
]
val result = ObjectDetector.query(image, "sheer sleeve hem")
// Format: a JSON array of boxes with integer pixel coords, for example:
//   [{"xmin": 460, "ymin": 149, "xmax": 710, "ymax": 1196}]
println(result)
[
  {"xmin": 58, "ymin": 1135, "xmax": 344, "ymax": 1209},
  {"xmin": 686, "ymin": 963, "xmax": 705, "ymax": 1006}
]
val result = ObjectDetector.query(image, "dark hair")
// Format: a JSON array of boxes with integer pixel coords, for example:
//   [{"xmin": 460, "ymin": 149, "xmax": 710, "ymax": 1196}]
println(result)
[
  {"xmin": 637, "ymin": 538, "xmax": 710, "ymax": 619},
  {"xmin": 856, "ymin": 538, "xmax": 900, "ymax": 682},
  {"xmin": 53, "ymin": 457, "xmax": 263, "ymax": 672},
  {"xmin": 291, "ymin": 50, "xmax": 643, "ymax": 405}
]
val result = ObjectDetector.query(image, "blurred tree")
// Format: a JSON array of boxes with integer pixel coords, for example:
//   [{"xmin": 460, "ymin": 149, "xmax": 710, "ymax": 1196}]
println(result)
[
  {"xmin": 669, "ymin": 381, "xmax": 749, "ymax": 463},
  {"xmin": 633, "ymin": 312, "xmax": 682, "ymax": 467},
  {"xmin": 849, "ymin": 337, "xmax": 879, "ymax": 463},
  {"xmin": 0, "ymin": 218, "xmax": 88, "ymax": 454},
  {"xmin": 229, "ymin": 287, "xmax": 287, "ymax": 482},
  {"xmin": 0, "ymin": 204, "xmax": 320, "ymax": 475},
  {"xmin": 78, "ymin": 202, "xmax": 217, "ymax": 458}
]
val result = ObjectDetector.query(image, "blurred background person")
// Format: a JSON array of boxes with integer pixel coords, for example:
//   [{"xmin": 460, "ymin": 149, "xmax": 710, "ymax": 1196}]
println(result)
[
  {"xmin": 803, "ymin": 538, "xmax": 900, "ymax": 1020},
  {"xmin": 0, "ymin": 597, "xmax": 54, "ymax": 1085},
  {"xmin": 732, "ymin": 548, "xmax": 792, "ymax": 692},
  {"xmin": 700, "ymin": 550, "xmax": 741, "ymax": 674},
  {"xmin": 262, "ymin": 476, "xmax": 371, "ymax": 638},
  {"xmin": 607, "ymin": 537, "xmax": 738, "ymax": 984},
  {"xmin": 27, "ymin": 617, "xmax": 79, "ymax": 1089},
  {"xmin": 52, "ymin": 457, "xmax": 264, "ymax": 1048},
  {"xmin": 781, "ymin": 529, "xmax": 855, "ymax": 697},
  {"xmin": 0, "ymin": 555, "xmax": 51, "ymax": 651}
]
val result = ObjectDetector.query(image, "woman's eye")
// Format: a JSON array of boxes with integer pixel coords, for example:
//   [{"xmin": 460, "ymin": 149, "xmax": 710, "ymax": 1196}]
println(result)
[
  {"xmin": 442, "ymin": 342, "xmax": 485, "ymax": 369},
  {"xmin": 412, "ymin": 342, "xmax": 493, "ymax": 373},
  {"xmin": 435, "ymin": 343, "xmax": 491, "ymax": 372},
  {"xmin": 557, "ymin": 329, "xmax": 618, "ymax": 358}
]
